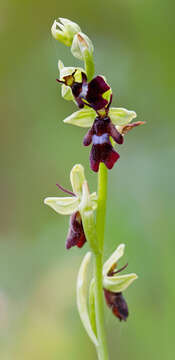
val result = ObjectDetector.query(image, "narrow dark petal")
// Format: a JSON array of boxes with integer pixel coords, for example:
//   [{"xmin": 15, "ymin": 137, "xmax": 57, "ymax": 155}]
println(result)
[
  {"xmin": 104, "ymin": 290, "xmax": 129, "ymax": 321},
  {"xmin": 110, "ymin": 263, "xmax": 128, "ymax": 276},
  {"xmin": 56, "ymin": 78, "xmax": 65, "ymax": 84},
  {"xmin": 108, "ymin": 122, "xmax": 124, "ymax": 144},
  {"xmin": 83, "ymin": 128, "xmax": 93, "ymax": 146},
  {"xmin": 66, "ymin": 212, "xmax": 87, "ymax": 250},
  {"xmin": 56, "ymin": 183, "xmax": 75, "ymax": 197}
]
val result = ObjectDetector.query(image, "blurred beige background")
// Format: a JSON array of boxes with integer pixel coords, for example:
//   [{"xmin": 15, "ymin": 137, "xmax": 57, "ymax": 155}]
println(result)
[{"xmin": 0, "ymin": 0, "xmax": 175, "ymax": 359}]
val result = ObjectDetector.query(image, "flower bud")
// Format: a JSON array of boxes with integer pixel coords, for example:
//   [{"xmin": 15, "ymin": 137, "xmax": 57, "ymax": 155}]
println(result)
[
  {"xmin": 51, "ymin": 18, "xmax": 81, "ymax": 46},
  {"xmin": 71, "ymin": 32, "xmax": 94, "ymax": 60}
]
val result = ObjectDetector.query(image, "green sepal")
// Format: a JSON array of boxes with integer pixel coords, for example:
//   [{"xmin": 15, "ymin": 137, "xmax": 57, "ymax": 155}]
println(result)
[
  {"xmin": 44, "ymin": 196, "xmax": 79, "ymax": 215},
  {"xmin": 70, "ymin": 164, "xmax": 86, "ymax": 196},
  {"xmin": 103, "ymin": 273, "xmax": 138, "ymax": 293},
  {"xmin": 103, "ymin": 244, "xmax": 125, "ymax": 276},
  {"xmin": 63, "ymin": 108, "xmax": 96, "ymax": 127},
  {"xmin": 109, "ymin": 107, "xmax": 137, "ymax": 126}
]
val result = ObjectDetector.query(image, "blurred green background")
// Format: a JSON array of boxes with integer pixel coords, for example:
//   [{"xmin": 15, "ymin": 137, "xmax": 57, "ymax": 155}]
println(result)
[{"xmin": 0, "ymin": 0, "xmax": 174, "ymax": 359}]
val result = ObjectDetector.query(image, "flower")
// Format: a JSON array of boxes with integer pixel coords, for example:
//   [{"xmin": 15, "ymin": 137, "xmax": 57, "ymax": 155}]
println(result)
[
  {"xmin": 51, "ymin": 18, "xmax": 81, "ymax": 46},
  {"xmin": 103, "ymin": 244, "xmax": 138, "ymax": 321},
  {"xmin": 44, "ymin": 164, "xmax": 97, "ymax": 249},
  {"xmin": 57, "ymin": 67, "xmax": 143, "ymax": 172},
  {"xmin": 57, "ymin": 60, "xmax": 86, "ymax": 102},
  {"xmin": 77, "ymin": 245, "xmax": 138, "ymax": 327},
  {"xmin": 63, "ymin": 94, "xmax": 137, "ymax": 172},
  {"xmin": 57, "ymin": 63, "xmax": 111, "ymax": 111}
]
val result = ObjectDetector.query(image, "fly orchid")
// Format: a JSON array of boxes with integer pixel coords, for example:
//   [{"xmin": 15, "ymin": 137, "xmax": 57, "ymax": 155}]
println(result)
[
  {"xmin": 63, "ymin": 93, "xmax": 138, "ymax": 172},
  {"xmin": 44, "ymin": 164, "xmax": 97, "ymax": 250},
  {"xmin": 103, "ymin": 244, "xmax": 138, "ymax": 321},
  {"xmin": 76, "ymin": 244, "xmax": 137, "ymax": 354}
]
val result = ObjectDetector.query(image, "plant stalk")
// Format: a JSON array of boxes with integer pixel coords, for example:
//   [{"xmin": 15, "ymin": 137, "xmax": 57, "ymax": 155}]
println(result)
[{"xmin": 94, "ymin": 163, "xmax": 109, "ymax": 360}]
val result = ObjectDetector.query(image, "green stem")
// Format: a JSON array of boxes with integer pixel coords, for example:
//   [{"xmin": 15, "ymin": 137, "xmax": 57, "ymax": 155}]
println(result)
[
  {"xmin": 83, "ymin": 49, "xmax": 95, "ymax": 81},
  {"xmin": 94, "ymin": 163, "xmax": 109, "ymax": 360},
  {"xmin": 82, "ymin": 47, "xmax": 108, "ymax": 359},
  {"xmin": 96, "ymin": 163, "xmax": 108, "ymax": 252}
]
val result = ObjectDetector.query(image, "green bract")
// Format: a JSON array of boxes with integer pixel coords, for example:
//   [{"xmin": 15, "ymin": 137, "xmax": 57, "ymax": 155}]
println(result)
[
  {"xmin": 77, "ymin": 252, "xmax": 99, "ymax": 347},
  {"xmin": 103, "ymin": 244, "xmax": 138, "ymax": 293},
  {"xmin": 44, "ymin": 164, "xmax": 97, "ymax": 215},
  {"xmin": 51, "ymin": 18, "xmax": 81, "ymax": 46}
]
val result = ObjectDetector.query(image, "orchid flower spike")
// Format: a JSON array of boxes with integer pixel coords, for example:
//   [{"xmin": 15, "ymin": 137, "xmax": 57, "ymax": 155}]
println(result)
[
  {"xmin": 103, "ymin": 244, "xmax": 138, "ymax": 321},
  {"xmin": 44, "ymin": 164, "xmax": 97, "ymax": 250}
]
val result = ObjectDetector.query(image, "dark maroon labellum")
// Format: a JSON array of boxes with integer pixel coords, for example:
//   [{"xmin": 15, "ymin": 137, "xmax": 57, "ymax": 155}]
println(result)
[
  {"xmin": 66, "ymin": 211, "xmax": 87, "ymax": 249},
  {"xmin": 83, "ymin": 116, "xmax": 123, "ymax": 172},
  {"xmin": 104, "ymin": 289, "xmax": 129, "ymax": 321},
  {"xmin": 85, "ymin": 76, "xmax": 110, "ymax": 111}
]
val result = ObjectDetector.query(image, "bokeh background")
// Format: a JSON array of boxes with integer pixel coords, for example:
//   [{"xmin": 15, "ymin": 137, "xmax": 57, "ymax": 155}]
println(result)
[{"xmin": 0, "ymin": 0, "xmax": 175, "ymax": 359}]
